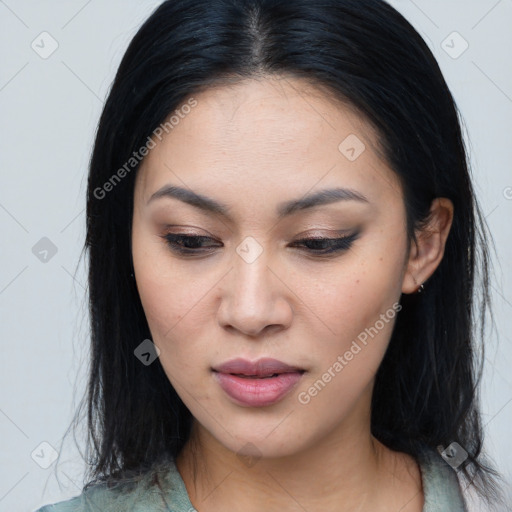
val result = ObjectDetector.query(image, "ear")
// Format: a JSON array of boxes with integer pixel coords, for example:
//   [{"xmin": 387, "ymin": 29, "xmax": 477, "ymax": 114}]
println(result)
[{"xmin": 402, "ymin": 198, "xmax": 454, "ymax": 294}]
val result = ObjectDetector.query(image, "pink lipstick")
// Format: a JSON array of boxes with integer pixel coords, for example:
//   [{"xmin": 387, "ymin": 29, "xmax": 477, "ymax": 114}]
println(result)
[{"xmin": 212, "ymin": 358, "xmax": 305, "ymax": 407}]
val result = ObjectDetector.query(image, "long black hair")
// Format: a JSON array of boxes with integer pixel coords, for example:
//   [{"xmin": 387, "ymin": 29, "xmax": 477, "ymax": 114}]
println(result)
[{"xmin": 68, "ymin": 0, "xmax": 503, "ymax": 505}]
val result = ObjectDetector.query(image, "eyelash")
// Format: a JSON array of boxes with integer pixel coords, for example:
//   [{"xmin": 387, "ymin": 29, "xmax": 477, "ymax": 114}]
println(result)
[{"xmin": 161, "ymin": 233, "xmax": 358, "ymax": 257}]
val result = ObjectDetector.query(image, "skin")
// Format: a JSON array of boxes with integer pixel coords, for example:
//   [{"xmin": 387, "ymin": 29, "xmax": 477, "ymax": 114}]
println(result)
[{"xmin": 131, "ymin": 75, "xmax": 453, "ymax": 512}]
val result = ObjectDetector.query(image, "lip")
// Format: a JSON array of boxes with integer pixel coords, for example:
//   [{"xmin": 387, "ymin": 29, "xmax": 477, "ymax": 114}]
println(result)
[
  {"xmin": 212, "ymin": 358, "xmax": 305, "ymax": 407},
  {"xmin": 213, "ymin": 357, "xmax": 303, "ymax": 376}
]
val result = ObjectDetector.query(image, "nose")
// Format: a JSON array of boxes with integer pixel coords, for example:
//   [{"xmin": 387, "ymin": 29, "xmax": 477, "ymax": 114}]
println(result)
[{"xmin": 217, "ymin": 244, "xmax": 293, "ymax": 338}]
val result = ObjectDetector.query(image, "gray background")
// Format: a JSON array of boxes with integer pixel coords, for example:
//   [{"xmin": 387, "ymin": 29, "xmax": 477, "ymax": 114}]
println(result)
[{"xmin": 0, "ymin": 1, "xmax": 511, "ymax": 510}]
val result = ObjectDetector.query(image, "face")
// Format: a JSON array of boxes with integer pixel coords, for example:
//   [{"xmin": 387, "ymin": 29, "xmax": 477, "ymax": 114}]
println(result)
[{"xmin": 131, "ymin": 76, "xmax": 410, "ymax": 460}]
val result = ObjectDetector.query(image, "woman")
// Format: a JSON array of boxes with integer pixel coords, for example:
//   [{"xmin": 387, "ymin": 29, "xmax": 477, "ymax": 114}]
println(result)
[{"xmin": 36, "ymin": 0, "xmax": 505, "ymax": 510}]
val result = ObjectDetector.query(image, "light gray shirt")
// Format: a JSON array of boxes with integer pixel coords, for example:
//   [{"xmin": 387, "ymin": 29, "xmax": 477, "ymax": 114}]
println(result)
[{"xmin": 34, "ymin": 448, "xmax": 467, "ymax": 511}]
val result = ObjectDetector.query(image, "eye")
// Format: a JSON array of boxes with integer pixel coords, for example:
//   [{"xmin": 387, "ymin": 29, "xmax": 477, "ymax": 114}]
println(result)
[
  {"xmin": 289, "ymin": 233, "xmax": 359, "ymax": 255},
  {"xmin": 161, "ymin": 232, "xmax": 359, "ymax": 257},
  {"xmin": 162, "ymin": 234, "xmax": 221, "ymax": 254}
]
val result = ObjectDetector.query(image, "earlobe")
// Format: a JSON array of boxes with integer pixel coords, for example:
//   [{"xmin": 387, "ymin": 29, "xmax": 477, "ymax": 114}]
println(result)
[{"xmin": 401, "ymin": 198, "xmax": 454, "ymax": 295}]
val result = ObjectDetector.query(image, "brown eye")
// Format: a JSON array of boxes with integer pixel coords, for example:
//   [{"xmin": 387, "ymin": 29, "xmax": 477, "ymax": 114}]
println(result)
[
  {"xmin": 289, "ymin": 233, "xmax": 359, "ymax": 255},
  {"xmin": 162, "ymin": 234, "xmax": 221, "ymax": 254},
  {"xmin": 161, "ymin": 232, "xmax": 359, "ymax": 257}
]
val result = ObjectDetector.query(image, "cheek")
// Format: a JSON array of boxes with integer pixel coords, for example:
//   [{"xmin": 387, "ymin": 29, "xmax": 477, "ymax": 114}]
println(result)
[
  {"xmin": 135, "ymin": 268, "xmax": 207, "ymax": 350},
  {"xmin": 294, "ymin": 270, "xmax": 402, "ymax": 420},
  {"xmin": 134, "ymin": 269, "xmax": 215, "ymax": 401},
  {"xmin": 132, "ymin": 221, "xmax": 201, "ymax": 330},
  {"xmin": 301, "ymin": 252, "xmax": 404, "ymax": 348},
  {"xmin": 294, "ymin": 233, "xmax": 406, "ymax": 404},
  {"xmin": 132, "ymin": 231, "xmax": 196, "ymax": 358}
]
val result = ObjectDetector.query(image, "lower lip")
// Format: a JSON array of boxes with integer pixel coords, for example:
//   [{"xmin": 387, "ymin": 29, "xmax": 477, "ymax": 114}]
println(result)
[{"xmin": 213, "ymin": 371, "xmax": 304, "ymax": 407}]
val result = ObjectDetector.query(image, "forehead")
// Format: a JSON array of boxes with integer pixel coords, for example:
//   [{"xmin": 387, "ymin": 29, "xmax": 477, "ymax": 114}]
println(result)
[
  {"xmin": 135, "ymin": 76, "xmax": 401, "ymax": 212},
  {"xmin": 156, "ymin": 76, "xmax": 378, "ymax": 152}
]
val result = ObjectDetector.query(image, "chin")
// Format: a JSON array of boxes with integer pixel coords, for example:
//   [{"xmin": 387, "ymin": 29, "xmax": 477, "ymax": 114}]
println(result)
[{"xmin": 202, "ymin": 418, "xmax": 311, "ymax": 461}]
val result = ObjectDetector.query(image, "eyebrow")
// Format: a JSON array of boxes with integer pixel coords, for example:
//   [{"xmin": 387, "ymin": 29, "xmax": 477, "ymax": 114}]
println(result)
[{"xmin": 147, "ymin": 184, "xmax": 369, "ymax": 220}]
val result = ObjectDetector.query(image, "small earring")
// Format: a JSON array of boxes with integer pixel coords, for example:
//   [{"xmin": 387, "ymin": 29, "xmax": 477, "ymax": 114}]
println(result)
[{"xmin": 417, "ymin": 283, "xmax": 424, "ymax": 293}]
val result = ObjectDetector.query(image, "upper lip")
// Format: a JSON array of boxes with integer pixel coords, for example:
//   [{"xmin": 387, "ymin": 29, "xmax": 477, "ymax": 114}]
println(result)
[{"xmin": 212, "ymin": 358, "xmax": 304, "ymax": 376}]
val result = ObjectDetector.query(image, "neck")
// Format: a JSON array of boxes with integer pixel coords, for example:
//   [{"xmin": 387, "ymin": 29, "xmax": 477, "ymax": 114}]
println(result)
[{"xmin": 176, "ymin": 415, "xmax": 423, "ymax": 512}]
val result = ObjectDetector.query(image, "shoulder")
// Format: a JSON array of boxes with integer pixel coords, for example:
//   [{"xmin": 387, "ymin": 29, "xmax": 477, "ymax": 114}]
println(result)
[
  {"xmin": 33, "ymin": 481, "xmax": 166, "ymax": 512},
  {"xmin": 33, "ymin": 495, "xmax": 83, "ymax": 512},
  {"xmin": 33, "ymin": 460, "xmax": 194, "ymax": 512},
  {"xmin": 417, "ymin": 448, "xmax": 468, "ymax": 512},
  {"xmin": 32, "ymin": 483, "xmax": 155, "ymax": 512}
]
